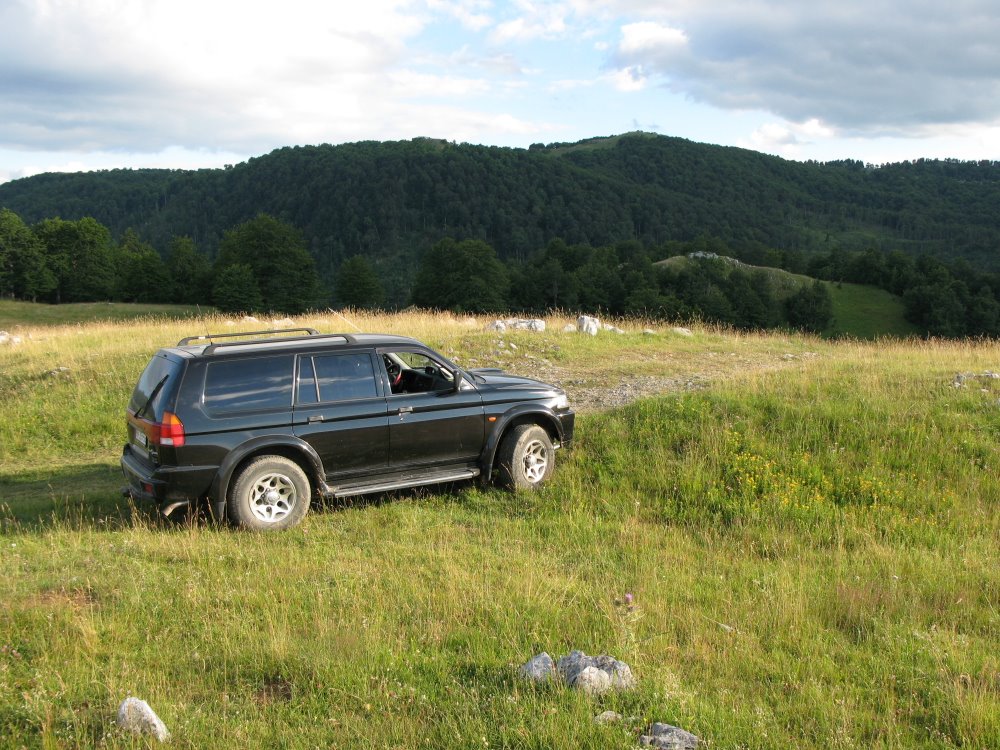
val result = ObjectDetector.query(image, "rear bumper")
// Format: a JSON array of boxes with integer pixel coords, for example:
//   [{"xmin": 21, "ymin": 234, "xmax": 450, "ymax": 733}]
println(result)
[{"xmin": 120, "ymin": 445, "xmax": 217, "ymax": 510}]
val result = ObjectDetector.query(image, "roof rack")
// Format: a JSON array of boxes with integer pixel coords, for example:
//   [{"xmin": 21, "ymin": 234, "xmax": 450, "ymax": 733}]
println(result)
[
  {"xmin": 178, "ymin": 328, "xmax": 319, "ymax": 346},
  {"xmin": 177, "ymin": 328, "xmax": 358, "ymax": 354}
]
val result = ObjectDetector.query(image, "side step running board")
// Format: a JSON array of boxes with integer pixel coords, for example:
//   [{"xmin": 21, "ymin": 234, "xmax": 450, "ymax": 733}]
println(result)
[{"xmin": 329, "ymin": 468, "xmax": 480, "ymax": 499}]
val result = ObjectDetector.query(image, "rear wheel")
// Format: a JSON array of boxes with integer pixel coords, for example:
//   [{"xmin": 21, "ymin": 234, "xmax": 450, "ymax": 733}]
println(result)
[
  {"xmin": 495, "ymin": 424, "xmax": 554, "ymax": 490},
  {"xmin": 228, "ymin": 456, "xmax": 311, "ymax": 530}
]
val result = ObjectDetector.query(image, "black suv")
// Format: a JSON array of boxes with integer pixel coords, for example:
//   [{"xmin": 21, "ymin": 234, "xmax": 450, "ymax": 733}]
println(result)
[{"xmin": 121, "ymin": 328, "xmax": 574, "ymax": 529}]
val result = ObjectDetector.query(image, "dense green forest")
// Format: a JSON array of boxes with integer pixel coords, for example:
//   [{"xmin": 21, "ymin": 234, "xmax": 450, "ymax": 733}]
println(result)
[
  {"xmin": 2, "ymin": 133, "xmax": 1000, "ymax": 289},
  {"xmin": 2, "ymin": 132, "xmax": 1000, "ymax": 336}
]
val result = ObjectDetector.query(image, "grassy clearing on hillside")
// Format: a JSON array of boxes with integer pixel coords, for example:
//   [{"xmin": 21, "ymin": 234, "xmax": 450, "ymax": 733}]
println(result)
[
  {"xmin": 0, "ymin": 300, "xmax": 210, "ymax": 329},
  {"xmin": 654, "ymin": 256, "xmax": 916, "ymax": 339},
  {"xmin": 826, "ymin": 283, "xmax": 919, "ymax": 338},
  {"xmin": 1, "ymin": 312, "xmax": 998, "ymax": 748}
]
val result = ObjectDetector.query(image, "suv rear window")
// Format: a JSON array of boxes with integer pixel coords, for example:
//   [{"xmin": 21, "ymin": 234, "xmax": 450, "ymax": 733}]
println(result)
[
  {"xmin": 129, "ymin": 353, "xmax": 184, "ymax": 420},
  {"xmin": 204, "ymin": 355, "xmax": 294, "ymax": 413}
]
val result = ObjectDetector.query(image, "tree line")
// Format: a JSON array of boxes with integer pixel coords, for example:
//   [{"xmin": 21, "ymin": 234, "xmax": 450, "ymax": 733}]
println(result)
[
  {"xmin": 0, "ymin": 209, "xmax": 383, "ymax": 314},
  {"xmin": 412, "ymin": 235, "xmax": 1000, "ymax": 336},
  {"xmin": 3, "ymin": 205, "xmax": 998, "ymax": 336}
]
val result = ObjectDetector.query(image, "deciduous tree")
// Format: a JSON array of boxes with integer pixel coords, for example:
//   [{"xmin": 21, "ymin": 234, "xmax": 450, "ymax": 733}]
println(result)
[
  {"xmin": 216, "ymin": 214, "xmax": 325, "ymax": 314},
  {"xmin": 411, "ymin": 238, "xmax": 509, "ymax": 312}
]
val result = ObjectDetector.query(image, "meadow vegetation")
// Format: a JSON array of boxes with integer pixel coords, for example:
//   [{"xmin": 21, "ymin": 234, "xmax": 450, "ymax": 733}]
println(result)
[
  {"xmin": 1, "ymin": 307, "xmax": 997, "ymax": 748},
  {"xmin": 0, "ymin": 299, "xmax": 208, "ymax": 330}
]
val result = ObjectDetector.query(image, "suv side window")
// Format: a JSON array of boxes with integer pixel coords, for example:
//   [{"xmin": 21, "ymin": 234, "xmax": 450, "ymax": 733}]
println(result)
[
  {"xmin": 298, "ymin": 353, "xmax": 378, "ymax": 404},
  {"xmin": 204, "ymin": 355, "xmax": 294, "ymax": 413},
  {"xmin": 382, "ymin": 350, "xmax": 454, "ymax": 394}
]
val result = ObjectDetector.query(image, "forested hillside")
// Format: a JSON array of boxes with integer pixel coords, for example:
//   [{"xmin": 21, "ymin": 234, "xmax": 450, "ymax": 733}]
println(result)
[{"xmin": 2, "ymin": 133, "xmax": 1000, "ymax": 283}]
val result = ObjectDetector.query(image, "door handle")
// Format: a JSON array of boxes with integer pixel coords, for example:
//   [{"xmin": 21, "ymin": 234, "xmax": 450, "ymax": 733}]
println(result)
[
  {"xmin": 397, "ymin": 406, "xmax": 413, "ymax": 414},
  {"xmin": 307, "ymin": 415, "xmax": 324, "ymax": 423}
]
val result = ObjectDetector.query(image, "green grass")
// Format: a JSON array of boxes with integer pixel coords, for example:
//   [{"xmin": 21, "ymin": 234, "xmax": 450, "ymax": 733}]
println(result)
[
  {"xmin": 0, "ymin": 300, "xmax": 210, "ymax": 329},
  {"xmin": 826, "ymin": 283, "xmax": 919, "ymax": 338},
  {"xmin": 1, "ymin": 312, "xmax": 998, "ymax": 748}
]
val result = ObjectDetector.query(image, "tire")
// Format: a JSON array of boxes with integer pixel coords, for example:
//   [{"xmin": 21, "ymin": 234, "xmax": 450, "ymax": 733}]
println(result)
[
  {"xmin": 495, "ymin": 424, "xmax": 555, "ymax": 490},
  {"xmin": 228, "ymin": 456, "xmax": 311, "ymax": 530}
]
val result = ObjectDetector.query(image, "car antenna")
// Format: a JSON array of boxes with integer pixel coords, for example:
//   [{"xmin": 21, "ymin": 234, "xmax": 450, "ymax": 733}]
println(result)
[{"xmin": 330, "ymin": 309, "xmax": 363, "ymax": 332}]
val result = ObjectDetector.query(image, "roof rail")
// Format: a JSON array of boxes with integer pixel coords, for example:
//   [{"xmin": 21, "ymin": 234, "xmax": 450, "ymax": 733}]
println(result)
[
  {"xmin": 178, "ymin": 328, "xmax": 319, "ymax": 346},
  {"xmin": 202, "ymin": 332, "xmax": 358, "ymax": 354},
  {"xmin": 177, "ymin": 328, "xmax": 358, "ymax": 354}
]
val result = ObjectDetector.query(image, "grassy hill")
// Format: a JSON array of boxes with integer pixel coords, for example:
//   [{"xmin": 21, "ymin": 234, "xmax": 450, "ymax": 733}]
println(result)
[
  {"xmin": 1, "ymin": 311, "xmax": 997, "ymax": 748},
  {"xmin": 656, "ymin": 255, "xmax": 919, "ymax": 338}
]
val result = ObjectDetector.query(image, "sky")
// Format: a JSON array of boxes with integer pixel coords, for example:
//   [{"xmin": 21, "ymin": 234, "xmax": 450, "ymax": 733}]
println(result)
[{"xmin": 2, "ymin": 0, "xmax": 1000, "ymax": 184}]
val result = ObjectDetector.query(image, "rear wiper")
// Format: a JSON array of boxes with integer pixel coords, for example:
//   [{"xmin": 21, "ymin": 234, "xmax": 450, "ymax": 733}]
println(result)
[{"xmin": 135, "ymin": 374, "xmax": 169, "ymax": 420}]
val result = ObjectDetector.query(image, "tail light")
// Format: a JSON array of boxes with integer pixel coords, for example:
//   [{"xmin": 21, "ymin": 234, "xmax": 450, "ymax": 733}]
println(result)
[
  {"xmin": 157, "ymin": 412, "xmax": 186, "ymax": 447},
  {"xmin": 133, "ymin": 411, "xmax": 186, "ymax": 449}
]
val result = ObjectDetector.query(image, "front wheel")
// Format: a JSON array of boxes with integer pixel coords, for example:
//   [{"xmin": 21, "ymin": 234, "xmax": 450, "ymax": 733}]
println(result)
[
  {"xmin": 495, "ymin": 424, "xmax": 555, "ymax": 490},
  {"xmin": 228, "ymin": 456, "xmax": 311, "ymax": 530}
]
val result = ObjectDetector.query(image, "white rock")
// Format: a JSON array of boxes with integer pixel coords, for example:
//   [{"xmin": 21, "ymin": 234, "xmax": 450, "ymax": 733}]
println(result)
[
  {"xmin": 671, "ymin": 327, "xmax": 694, "ymax": 337},
  {"xmin": 577, "ymin": 315, "xmax": 600, "ymax": 336},
  {"xmin": 117, "ymin": 697, "xmax": 170, "ymax": 742},
  {"xmin": 643, "ymin": 329, "xmax": 657, "ymax": 335},
  {"xmin": 594, "ymin": 710, "xmax": 623, "ymax": 724},
  {"xmin": 562, "ymin": 324, "xmax": 577, "ymax": 333},
  {"xmin": 639, "ymin": 722, "xmax": 700, "ymax": 749},
  {"xmin": 573, "ymin": 666, "xmax": 612, "ymax": 695},
  {"xmin": 505, "ymin": 318, "xmax": 546, "ymax": 332},
  {"xmin": 518, "ymin": 652, "xmax": 556, "ymax": 683},
  {"xmin": 486, "ymin": 320, "xmax": 507, "ymax": 332},
  {"xmin": 242, "ymin": 315, "xmax": 259, "ymax": 323},
  {"xmin": 556, "ymin": 650, "xmax": 635, "ymax": 694},
  {"xmin": 271, "ymin": 317, "xmax": 295, "ymax": 327}
]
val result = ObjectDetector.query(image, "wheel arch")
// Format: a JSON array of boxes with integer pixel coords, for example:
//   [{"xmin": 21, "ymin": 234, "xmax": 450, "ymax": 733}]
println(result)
[
  {"xmin": 481, "ymin": 407, "xmax": 563, "ymax": 481},
  {"xmin": 212, "ymin": 436, "xmax": 327, "ymax": 509}
]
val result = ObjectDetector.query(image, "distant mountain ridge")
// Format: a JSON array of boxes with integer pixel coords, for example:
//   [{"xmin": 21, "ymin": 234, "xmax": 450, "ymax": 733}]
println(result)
[{"xmin": 2, "ymin": 132, "xmax": 999, "ymax": 277}]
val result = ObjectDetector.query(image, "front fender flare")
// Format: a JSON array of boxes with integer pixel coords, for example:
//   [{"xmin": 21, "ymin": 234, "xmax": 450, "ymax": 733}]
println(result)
[{"xmin": 480, "ymin": 405, "xmax": 565, "ymax": 480}]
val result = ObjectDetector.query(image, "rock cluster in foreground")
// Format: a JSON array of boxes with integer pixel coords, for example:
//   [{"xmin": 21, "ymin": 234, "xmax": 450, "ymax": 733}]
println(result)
[
  {"xmin": 519, "ymin": 649, "xmax": 635, "ymax": 694},
  {"xmin": 519, "ymin": 650, "xmax": 700, "ymax": 747}
]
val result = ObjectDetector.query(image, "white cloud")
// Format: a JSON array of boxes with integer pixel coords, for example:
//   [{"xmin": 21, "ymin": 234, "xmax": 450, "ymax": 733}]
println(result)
[
  {"xmin": 388, "ymin": 70, "xmax": 492, "ymax": 98},
  {"xmin": 741, "ymin": 122, "xmax": 801, "ymax": 155},
  {"xmin": 425, "ymin": 0, "xmax": 493, "ymax": 31},
  {"xmin": 607, "ymin": 1, "xmax": 1000, "ymax": 134},
  {"xmin": 619, "ymin": 21, "xmax": 687, "ymax": 54},
  {"xmin": 488, "ymin": 1, "xmax": 571, "ymax": 43},
  {"xmin": 611, "ymin": 67, "xmax": 646, "ymax": 92},
  {"xmin": 0, "ymin": 0, "xmax": 428, "ymax": 153}
]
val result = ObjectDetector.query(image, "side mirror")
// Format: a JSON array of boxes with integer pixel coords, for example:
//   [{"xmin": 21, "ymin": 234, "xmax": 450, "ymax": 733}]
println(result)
[{"xmin": 452, "ymin": 369, "xmax": 464, "ymax": 392}]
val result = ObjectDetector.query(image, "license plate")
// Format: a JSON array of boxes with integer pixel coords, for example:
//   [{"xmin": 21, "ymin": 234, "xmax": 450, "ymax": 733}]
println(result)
[{"xmin": 130, "ymin": 425, "xmax": 148, "ymax": 454}]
